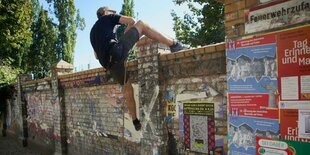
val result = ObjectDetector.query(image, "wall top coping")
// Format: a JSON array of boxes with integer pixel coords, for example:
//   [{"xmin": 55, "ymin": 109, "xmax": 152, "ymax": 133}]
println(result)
[
  {"xmin": 22, "ymin": 77, "xmax": 52, "ymax": 87},
  {"xmin": 159, "ymin": 42, "xmax": 225, "ymax": 61},
  {"xmin": 57, "ymin": 42, "xmax": 225, "ymax": 79},
  {"xmin": 59, "ymin": 67, "xmax": 104, "ymax": 79},
  {"xmin": 21, "ymin": 42, "xmax": 225, "ymax": 86},
  {"xmin": 136, "ymin": 36, "xmax": 156, "ymax": 46},
  {"xmin": 58, "ymin": 60, "xmax": 138, "ymax": 80}
]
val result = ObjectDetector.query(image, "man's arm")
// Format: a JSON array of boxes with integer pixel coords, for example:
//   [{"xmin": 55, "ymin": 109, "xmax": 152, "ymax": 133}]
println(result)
[{"xmin": 119, "ymin": 15, "xmax": 136, "ymax": 33}]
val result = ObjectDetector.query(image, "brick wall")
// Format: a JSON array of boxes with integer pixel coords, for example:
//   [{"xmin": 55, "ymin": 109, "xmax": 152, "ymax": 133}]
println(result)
[
  {"xmin": 19, "ymin": 77, "xmax": 55, "ymax": 153},
  {"xmin": 3, "ymin": 0, "xmax": 309, "ymax": 154},
  {"xmin": 225, "ymin": 0, "xmax": 259, "ymax": 39},
  {"xmin": 160, "ymin": 42, "xmax": 227, "ymax": 154},
  {"xmin": 6, "ymin": 37, "xmax": 226, "ymax": 154}
]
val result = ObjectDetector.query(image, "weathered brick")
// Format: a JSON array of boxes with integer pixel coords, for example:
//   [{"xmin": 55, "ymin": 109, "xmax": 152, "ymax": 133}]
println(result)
[
  {"xmin": 225, "ymin": 0, "xmax": 245, "ymax": 13},
  {"xmin": 238, "ymin": 10, "xmax": 245, "ymax": 18},
  {"xmin": 12, "ymin": 37, "xmax": 228, "ymax": 155},
  {"xmin": 166, "ymin": 53, "xmax": 176, "ymax": 60},
  {"xmin": 245, "ymin": 0, "xmax": 259, "ymax": 8},
  {"xmin": 184, "ymin": 49, "xmax": 194, "ymax": 57},
  {"xmin": 224, "ymin": 0, "xmax": 237, "ymax": 4},
  {"xmin": 225, "ymin": 11, "xmax": 238, "ymax": 21},
  {"xmin": 175, "ymin": 52, "xmax": 185, "ymax": 59},
  {"xmin": 205, "ymin": 45, "xmax": 216, "ymax": 53},
  {"xmin": 193, "ymin": 47, "xmax": 205, "ymax": 55},
  {"xmin": 216, "ymin": 45, "xmax": 226, "ymax": 53},
  {"xmin": 225, "ymin": 18, "xmax": 245, "ymax": 28},
  {"xmin": 239, "ymin": 25, "xmax": 245, "ymax": 35}
]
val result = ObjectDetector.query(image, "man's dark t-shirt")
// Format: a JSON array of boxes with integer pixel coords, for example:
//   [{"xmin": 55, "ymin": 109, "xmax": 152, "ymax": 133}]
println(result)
[{"xmin": 90, "ymin": 14, "xmax": 121, "ymax": 68}]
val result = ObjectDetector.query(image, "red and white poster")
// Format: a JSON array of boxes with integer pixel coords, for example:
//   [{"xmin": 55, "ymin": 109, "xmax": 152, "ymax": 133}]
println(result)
[
  {"xmin": 277, "ymin": 26, "xmax": 310, "ymax": 100},
  {"xmin": 229, "ymin": 93, "xmax": 274, "ymax": 110},
  {"xmin": 279, "ymin": 101, "xmax": 310, "ymax": 142},
  {"xmin": 231, "ymin": 108, "xmax": 278, "ymax": 120},
  {"xmin": 229, "ymin": 93, "xmax": 278, "ymax": 119}
]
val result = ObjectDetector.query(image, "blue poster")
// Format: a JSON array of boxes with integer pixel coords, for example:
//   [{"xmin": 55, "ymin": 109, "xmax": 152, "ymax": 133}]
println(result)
[
  {"xmin": 227, "ymin": 35, "xmax": 277, "ymax": 93},
  {"xmin": 228, "ymin": 115, "xmax": 279, "ymax": 155}
]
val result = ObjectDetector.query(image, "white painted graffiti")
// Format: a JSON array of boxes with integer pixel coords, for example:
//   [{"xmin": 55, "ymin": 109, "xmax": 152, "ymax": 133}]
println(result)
[{"xmin": 142, "ymin": 85, "xmax": 161, "ymax": 143}]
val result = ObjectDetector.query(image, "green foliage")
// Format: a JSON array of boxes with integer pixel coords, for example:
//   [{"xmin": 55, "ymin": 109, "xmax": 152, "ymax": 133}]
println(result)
[
  {"xmin": 0, "ymin": 59, "xmax": 21, "ymax": 87},
  {"xmin": 0, "ymin": 0, "xmax": 33, "ymax": 68},
  {"xmin": 172, "ymin": 0, "xmax": 225, "ymax": 47},
  {"xmin": 75, "ymin": 10, "xmax": 86, "ymax": 31},
  {"xmin": 26, "ymin": 8, "xmax": 58, "ymax": 79},
  {"xmin": 116, "ymin": 0, "xmax": 135, "ymax": 40},
  {"xmin": 31, "ymin": 0, "xmax": 41, "ymax": 21},
  {"xmin": 116, "ymin": 0, "xmax": 137, "ymax": 61},
  {"xmin": 45, "ymin": 0, "xmax": 85, "ymax": 64}
]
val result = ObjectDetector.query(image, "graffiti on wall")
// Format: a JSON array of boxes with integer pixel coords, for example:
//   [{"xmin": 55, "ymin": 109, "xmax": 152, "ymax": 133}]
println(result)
[
  {"xmin": 165, "ymin": 89, "xmax": 176, "ymax": 117},
  {"xmin": 117, "ymin": 83, "xmax": 142, "ymax": 142},
  {"xmin": 61, "ymin": 75, "xmax": 101, "ymax": 88},
  {"xmin": 142, "ymin": 85, "xmax": 159, "ymax": 135},
  {"xmin": 25, "ymin": 92, "xmax": 56, "ymax": 145},
  {"xmin": 64, "ymin": 83, "xmax": 143, "ymax": 147},
  {"xmin": 10, "ymin": 98, "xmax": 23, "ymax": 136}
]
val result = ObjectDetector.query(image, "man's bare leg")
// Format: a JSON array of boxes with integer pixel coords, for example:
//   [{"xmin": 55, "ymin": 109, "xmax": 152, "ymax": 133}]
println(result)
[
  {"xmin": 133, "ymin": 20, "xmax": 174, "ymax": 47},
  {"xmin": 124, "ymin": 80, "xmax": 137, "ymax": 120},
  {"xmin": 124, "ymin": 80, "xmax": 141, "ymax": 131}
]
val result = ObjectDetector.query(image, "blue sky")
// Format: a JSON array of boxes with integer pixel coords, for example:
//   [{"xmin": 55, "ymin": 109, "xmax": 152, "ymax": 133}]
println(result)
[{"xmin": 39, "ymin": 0, "xmax": 189, "ymax": 71}]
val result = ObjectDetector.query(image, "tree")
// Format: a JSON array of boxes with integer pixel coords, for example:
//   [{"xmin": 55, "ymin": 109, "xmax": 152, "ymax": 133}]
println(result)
[
  {"xmin": 27, "ymin": 8, "xmax": 58, "ymax": 79},
  {"xmin": 171, "ymin": 0, "xmax": 224, "ymax": 47},
  {"xmin": 0, "ymin": 58, "xmax": 21, "ymax": 88},
  {"xmin": 46, "ymin": 0, "xmax": 85, "ymax": 64},
  {"xmin": 116, "ymin": 0, "xmax": 137, "ymax": 61},
  {"xmin": 116, "ymin": 0, "xmax": 135, "ymax": 40},
  {"xmin": 31, "ymin": 0, "xmax": 41, "ymax": 22},
  {"xmin": 0, "ymin": 0, "xmax": 33, "ymax": 68}
]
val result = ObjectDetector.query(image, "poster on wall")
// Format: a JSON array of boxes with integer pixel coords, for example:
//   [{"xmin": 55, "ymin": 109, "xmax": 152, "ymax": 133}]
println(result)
[
  {"xmin": 245, "ymin": 0, "xmax": 310, "ymax": 34},
  {"xmin": 226, "ymin": 34, "xmax": 277, "ymax": 93},
  {"xmin": 183, "ymin": 102, "xmax": 215, "ymax": 154},
  {"xmin": 228, "ymin": 93, "xmax": 278, "ymax": 113},
  {"xmin": 279, "ymin": 101, "xmax": 310, "ymax": 142},
  {"xmin": 174, "ymin": 92, "xmax": 208, "ymax": 137},
  {"xmin": 227, "ymin": 33, "xmax": 279, "ymax": 113},
  {"xmin": 228, "ymin": 115, "xmax": 279, "ymax": 155},
  {"xmin": 256, "ymin": 137, "xmax": 310, "ymax": 155},
  {"xmin": 277, "ymin": 25, "xmax": 310, "ymax": 100},
  {"xmin": 230, "ymin": 106, "xmax": 278, "ymax": 120},
  {"xmin": 298, "ymin": 110, "xmax": 310, "ymax": 139}
]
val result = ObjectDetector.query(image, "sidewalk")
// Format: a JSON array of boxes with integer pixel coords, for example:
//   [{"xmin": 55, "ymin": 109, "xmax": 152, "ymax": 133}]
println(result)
[{"xmin": 0, "ymin": 135, "xmax": 42, "ymax": 155}]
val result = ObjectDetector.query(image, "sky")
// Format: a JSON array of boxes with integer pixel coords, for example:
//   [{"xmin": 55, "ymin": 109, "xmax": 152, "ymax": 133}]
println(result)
[{"xmin": 40, "ymin": 0, "xmax": 190, "ymax": 71}]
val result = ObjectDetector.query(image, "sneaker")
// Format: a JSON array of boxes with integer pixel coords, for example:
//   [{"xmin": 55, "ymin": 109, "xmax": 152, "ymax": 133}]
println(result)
[
  {"xmin": 133, "ymin": 119, "xmax": 141, "ymax": 131},
  {"xmin": 169, "ymin": 41, "xmax": 189, "ymax": 53}
]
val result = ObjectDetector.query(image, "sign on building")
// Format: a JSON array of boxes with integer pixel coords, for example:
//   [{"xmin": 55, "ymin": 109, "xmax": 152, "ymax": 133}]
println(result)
[{"xmin": 245, "ymin": 0, "xmax": 310, "ymax": 34}]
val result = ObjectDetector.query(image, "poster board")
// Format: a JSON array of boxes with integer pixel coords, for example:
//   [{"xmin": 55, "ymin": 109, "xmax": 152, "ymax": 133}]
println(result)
[
  {"xmin": 277, "ymin": 26, "xmax": 310, "ymax": 100},
  {"xmin": 227, "ymin": 24, "xmax": 310, "ymax": 155},
  {"xmin": 183, "ymin": 101, "xmax": 215, "ymax": 154}
]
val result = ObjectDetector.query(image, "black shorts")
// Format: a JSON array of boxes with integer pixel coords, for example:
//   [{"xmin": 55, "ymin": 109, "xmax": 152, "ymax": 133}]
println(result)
[{"xmin": 107, "ymin": 27, "xmax": 139, "ymax": 85}]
